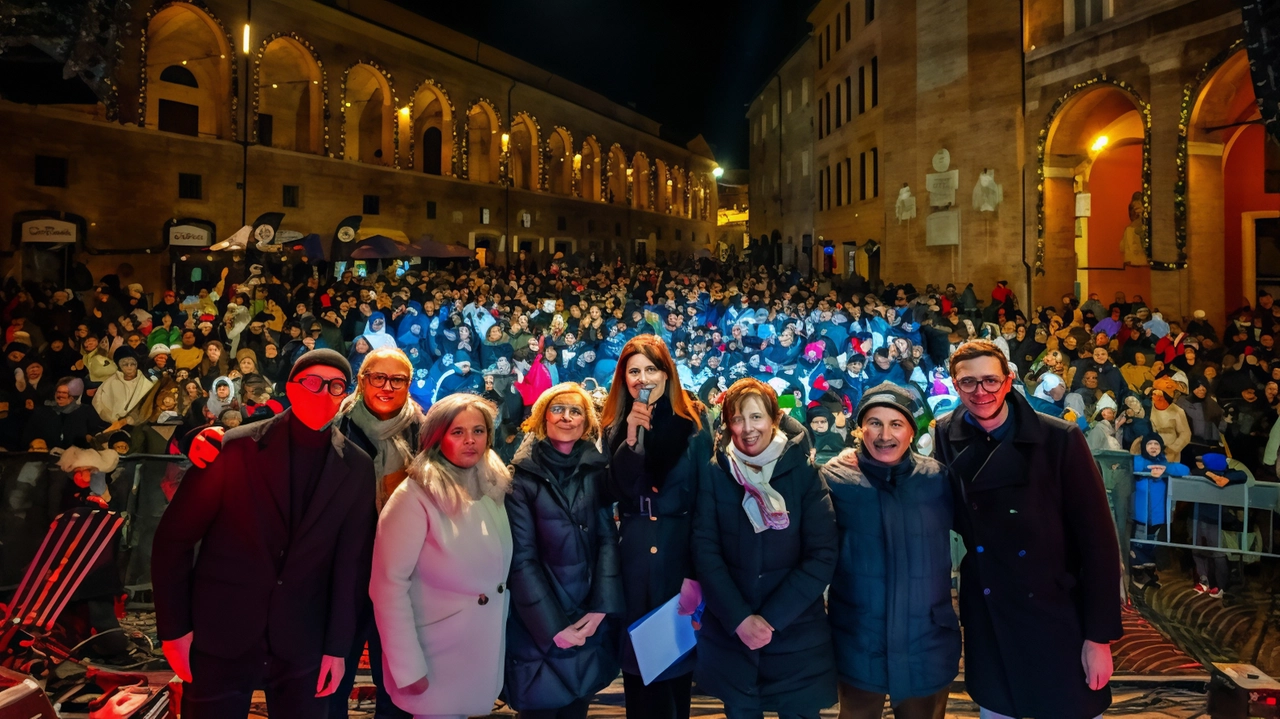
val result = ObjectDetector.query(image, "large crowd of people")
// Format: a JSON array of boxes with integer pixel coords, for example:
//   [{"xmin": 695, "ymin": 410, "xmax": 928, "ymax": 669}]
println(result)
[{"xmin": 3, "ymin": 252, "xmax": 1279, "ymax": 718}]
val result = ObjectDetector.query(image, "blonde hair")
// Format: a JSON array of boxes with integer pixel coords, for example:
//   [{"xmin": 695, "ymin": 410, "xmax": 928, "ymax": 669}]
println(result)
[
  {"xmin": 356, "ymin": 348, "xmax": 413, "ymax": 396},
  {"xmin": 521, "ymin": 382, "xmax": 600, "ymax": 440},
  {"xmin": 410, "ymin": 394, "xmax": 511, "ymax": 516}
]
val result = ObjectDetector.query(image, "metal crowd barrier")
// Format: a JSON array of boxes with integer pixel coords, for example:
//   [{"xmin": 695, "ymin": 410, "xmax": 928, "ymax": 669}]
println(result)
[{"xmin": 0, "ymin": 452, "xmax": 188, "ymax": 597}]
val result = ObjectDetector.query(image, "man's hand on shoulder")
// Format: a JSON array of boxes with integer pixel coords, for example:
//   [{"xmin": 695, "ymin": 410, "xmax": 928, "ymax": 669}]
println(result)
[{"xmin": 188, "ymin": 426, "xmax": 226, "ymax": 469}]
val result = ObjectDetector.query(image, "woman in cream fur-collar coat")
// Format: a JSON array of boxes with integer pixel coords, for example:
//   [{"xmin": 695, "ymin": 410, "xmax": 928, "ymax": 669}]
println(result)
[{"xmin": 370, "ymin": 394, "xmax": 514, "ymax": 719}]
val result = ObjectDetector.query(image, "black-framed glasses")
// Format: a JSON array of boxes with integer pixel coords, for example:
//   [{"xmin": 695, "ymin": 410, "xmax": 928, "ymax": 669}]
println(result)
[
  {"xmin": 364, "ymin": 372, "xmax": 409, "ymax": 390},
  {"xmin": 292, "ymin": 375, "xmax": 349, "ymax": 396},
  {"xmin": 955, "ymin": 375, "xmax": 1006, "ymax": 394}
]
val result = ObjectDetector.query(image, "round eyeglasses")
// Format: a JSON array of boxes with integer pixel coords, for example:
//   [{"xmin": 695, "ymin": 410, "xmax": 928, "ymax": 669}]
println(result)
[{"xmin": 291, "ymin": 375, "xmax": 349, "ymax": 396}]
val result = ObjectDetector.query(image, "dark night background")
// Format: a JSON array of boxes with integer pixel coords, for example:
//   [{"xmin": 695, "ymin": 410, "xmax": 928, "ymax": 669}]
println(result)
[{"xmin": 390, "ymin": 0, "xmax": 814, "ymax": 172}]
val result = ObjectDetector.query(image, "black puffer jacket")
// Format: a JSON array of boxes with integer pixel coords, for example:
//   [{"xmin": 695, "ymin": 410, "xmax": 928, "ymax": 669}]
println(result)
[{"xmin": 504, "ymin": 436, "xmax": 624, "ymax": 711}]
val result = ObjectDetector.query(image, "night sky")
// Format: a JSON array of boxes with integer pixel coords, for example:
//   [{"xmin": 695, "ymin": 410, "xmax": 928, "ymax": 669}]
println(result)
[{"xmin": 390, "ymin": 0, "xmax": 814, "ymax": 172}]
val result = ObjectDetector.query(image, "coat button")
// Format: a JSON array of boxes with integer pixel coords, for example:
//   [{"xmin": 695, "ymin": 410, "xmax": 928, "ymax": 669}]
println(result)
[
  {"xmin": 983, "ymin": 588, "xmax": 991, "ymax": 596},
  {"xmin": 651, "ymin": 486, "xmax": 659, "ymax": 494},
  {"xmin": 478, "ymin": 594, "xmax": 489, "ymax": 605},
  {"xmin": 976, "ymin": 546, "xmax": 984, "ymax": 553},
  {"xmin": 650, "ymin": 515, "xmax": 658, "ymax": 521},
  {"xmin": 1018, "ymin": 550, "xmax": 1026, "ymax": 557},
  {"xmin": 497, "ymin": 583, "xmax": 504, "ymax": 594},
  {"xmin": 1028, "ymin": 592, "xmax": 1034, "ymax": 598},
  {"xmin": 650, "ymin": 546, "xmax": 658, "ymax": 554},
  {"xmin": 277, "ymin": 580, "xmax": 283, "ymax": 585},
  {"xmin": 971, "ymin": 503, "xmax": 978, "ymax": 510}
]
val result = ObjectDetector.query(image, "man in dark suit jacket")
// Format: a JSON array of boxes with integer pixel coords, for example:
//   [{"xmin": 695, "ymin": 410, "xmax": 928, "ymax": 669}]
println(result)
[
  {"xmin": 936, "ymin": 340, "xmax": 1122, "ymax": 719},
  {"xmin": 153, "ymin": 349, "xmax": 376, "ymax": 719}
]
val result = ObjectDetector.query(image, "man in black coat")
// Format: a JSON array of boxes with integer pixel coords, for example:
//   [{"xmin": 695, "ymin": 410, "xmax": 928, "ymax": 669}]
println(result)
[
  {"xmin": 936, "ymin": 341, "xmax": 1122, "ymax": 719},
  {"xmin": 152, "ymin": 350, "xmax": 376, "ymax": 719}
]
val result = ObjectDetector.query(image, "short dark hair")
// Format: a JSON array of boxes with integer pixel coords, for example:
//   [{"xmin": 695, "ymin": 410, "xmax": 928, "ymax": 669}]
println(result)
[{"xmin": 948, "ymin": 340, "xmax": 1010, "ymax": 379}]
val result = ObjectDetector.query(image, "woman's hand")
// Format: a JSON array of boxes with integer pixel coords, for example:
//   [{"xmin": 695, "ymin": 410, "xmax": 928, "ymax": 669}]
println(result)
[
  {"xmin": 575, "ymin": 612, "xmax": 606, "ymax": 639},
  {"xmin": 677, "ymin": 579, "xmax": 702, "ymax": 617},
  {"xmin": 626, "ymin": 401, "xmax": 653, "ymax": 447},
  {"xmin": 1081, "ymin": 639, "xmax": 1113, "ymax": 691},
  {"xmin": 554, "ymin": 624, "xmax": 586, "ymax": 649},
  {"xmin": 735, "ymin": 615, "xmax": 773, "ymax": 650}
]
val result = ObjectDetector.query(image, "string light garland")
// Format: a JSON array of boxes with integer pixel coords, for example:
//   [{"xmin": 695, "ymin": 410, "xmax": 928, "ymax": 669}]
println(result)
[
  {"xmin": 460, "ymin": 98, "xmax": 500, "ymax": 182},
  {"xmin": 632, "ymin": 152, "xmax": 650, "ymax": 210},
  {"xmin": 403, "ymin": 79, "xmax": 456, "ymax": 175},
  {"xmin": 250, "ymin": 32, "xmax": 329, "ymax": 157},
  {"xmin": 579, "ymin": 135, "xmax": 601, "ymax": 200},
  {"xmin": 1173, "ymin": 39, "xmax": 1245, "ymax": 270},
  {"xmin": 339, "ymin": 60, "xmax": 399, "ymax": 168},
  {"xmin": 606, "ymin": 142, "xmax": 628, "ymax": 206},
  {"xmin": 137, "ymin": 0, "xmax": 238, "ymax": 139},
  {"xmin": 509, "ymin": 111, "xmax": 544, "ymax": 191},
  {"xmin": 1035, "ymin": 74, "xmax": 1152, "ymax": 275},
  {"xmin": 544, "ymin": 125, "xmax": 574, "ymax": 195}
]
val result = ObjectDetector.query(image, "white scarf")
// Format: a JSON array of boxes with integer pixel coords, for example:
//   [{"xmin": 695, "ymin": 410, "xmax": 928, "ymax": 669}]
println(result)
[{"xmin": 726, "ymin": 429, "xmax": 790, "ymax": 533}]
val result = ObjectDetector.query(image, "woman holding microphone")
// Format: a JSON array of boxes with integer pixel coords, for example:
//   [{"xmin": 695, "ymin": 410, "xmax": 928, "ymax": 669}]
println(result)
[{"xmin": 601, "ymin": 335, "xmax": 712, "ymax": 719}]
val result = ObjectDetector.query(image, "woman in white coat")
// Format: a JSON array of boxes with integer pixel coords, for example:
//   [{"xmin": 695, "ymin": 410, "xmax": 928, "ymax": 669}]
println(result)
[{"xmin": 370, "ymin": 393, "xmax": 514, "ymax": 719}]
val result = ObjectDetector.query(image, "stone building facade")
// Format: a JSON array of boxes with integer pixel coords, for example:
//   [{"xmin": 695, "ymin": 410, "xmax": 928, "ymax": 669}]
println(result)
[
  {"xmin": 2, "ymin": 0, "xmax": 719, "ymax": 292},
  {"xmin": 750, "ymin": 0, "xmax": 1274, "ymax": 319}
]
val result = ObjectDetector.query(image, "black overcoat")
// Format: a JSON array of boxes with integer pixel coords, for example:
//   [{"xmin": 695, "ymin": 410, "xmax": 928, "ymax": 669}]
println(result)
[
  {"xmin": 151, "ymin": 410, "xmax": 377, "ymax": 664},
  {"xmin": 601, "ymin": 402, "xmax": 713, "ymax": 680},
  {"xmin": 504, "ymin": 436, "xmax": 624, "ymax": 711},
  {"xmin": 934, "ymin": 391, "xmax": 1123, "ymax": 719},
  {"xmin": 692, "ymin": 425, "xmax": 838, "ymax": 714}
]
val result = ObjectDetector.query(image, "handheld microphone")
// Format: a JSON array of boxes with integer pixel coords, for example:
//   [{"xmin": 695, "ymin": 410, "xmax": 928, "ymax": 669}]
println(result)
[{"xmin": 635, "ymin": 384, "xmax": 655, "ymax": 449}]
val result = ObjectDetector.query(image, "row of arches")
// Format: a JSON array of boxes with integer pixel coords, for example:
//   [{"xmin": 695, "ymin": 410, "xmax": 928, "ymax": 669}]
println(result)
[
  {"xmin": 1036, "ymin": 45, "xmax": 1275, "ymax": 317},
  {"xmin": 140, "ymin": 1, "xmax": 712, "ymax": 219}
]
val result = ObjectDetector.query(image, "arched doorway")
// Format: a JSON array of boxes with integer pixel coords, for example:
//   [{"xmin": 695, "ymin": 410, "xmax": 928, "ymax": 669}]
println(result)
[
  {"xmin": 411, "ymin": 81, "xmax": 453, "ymax": 175},
  {"xmin": 672, "ymin": 166, "xmax": 688, "ymax": 217},
  {"xmin": 509, "ymin": 112, "xmax": 540, "ymax": 191},
  {"xmin": 655, "ymin": 159, "xmax": 670, "ymax": 213},
  {"xmin": 1038, "ymin": 79, "xmax": 1151, "ymax": 306},
  {"xmin": 1184, "ymin": 45, "xmax": 1280, "ymax": 317},
  {"xmin": 255, "ymin": 35, "xmax": 324, "ymax": 154},
  {"xmin": 580, "ymin": 137, "xmax": 601, "ymax": 201},
  {"xmin": 343, "ymin": 63, "xmax": 395, "ymax": 166},
  {"xmin": 144, "ymin": 3, "xmax": 233, "ymax": 139},
  {"xmin": 467, "ymin": 101, "xmax": 501, "ymax": 184},
  {"xmin": 632, "ymin": 152, "xmax": 651, "ymax": 210},
  {"xmin": 606, "ymin": 144, "xmax": 628, "ymax": 205},
  {"xmin": 547, "ymin": 127, "xmax": 573, "ymax": 195}
]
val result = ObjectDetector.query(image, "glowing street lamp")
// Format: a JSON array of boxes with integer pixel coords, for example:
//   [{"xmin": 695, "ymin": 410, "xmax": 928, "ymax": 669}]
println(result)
[
  {"xmin": 1090, "ymin": 135, "xmax": 1109, "ymax": 153},
  {"xmin": 712, "ymin": 166, "xmax": 724, "ymax": 179}
]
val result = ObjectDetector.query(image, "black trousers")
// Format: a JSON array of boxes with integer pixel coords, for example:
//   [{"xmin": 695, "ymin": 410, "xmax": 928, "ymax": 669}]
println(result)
[
  {"xmin": 837, "ymin": 683, "xmax": 949, "ymax": 719},
  {"xmin": 183, "ymin": 644, "xmax": 326, "ymax": 719},
  {"xmin": 516, "ymin": 696, "xmax": 592, "ymax": 719},
  {"xmin": 622, "ymin": 671, "xmax": 692, "ymax": 719}
]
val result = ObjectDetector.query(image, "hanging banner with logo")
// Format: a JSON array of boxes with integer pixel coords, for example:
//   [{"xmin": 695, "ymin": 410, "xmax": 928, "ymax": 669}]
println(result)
[
  {"xmin": 168, "ymin": 223, "xmax": 213, "ymax": 247},
  {"xmin": 22, "ymin": 218, "xmax": 77, "ymax": 243}
]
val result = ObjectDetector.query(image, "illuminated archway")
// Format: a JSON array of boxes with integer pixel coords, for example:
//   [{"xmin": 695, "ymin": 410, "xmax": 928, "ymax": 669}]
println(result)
[
  {"xmin": 509, "ymin": 112, "xmax": 540, "ymax": 191},
  {"xmin": 1037, "ymin": 78, "xmax": 1151, "ymax": 305},
  {"xmin": 580, "ymin": 136, "xmax": 601, "ymax": 201},
  {"xmin": 672, "ymin": 166, "xmax": 688, "ymax": 217},
  {"xmin": 547, "ymin": 127, "xmax": 573, "ymax": 195},
  {"xmin": 143, "ymin": 3, "xmax": 233, "ymax": 139},
  {"xmin": 606, "ymin": 144, "xmax": 628, "ymax": 205},
  {"xmin": 467, "ymin": 101, "xmax": 501, "ymax": 184},
  {"xmin": 655, "ymin": 159, "xmax": 670, "ymax": 213},
  {"xmin": 410, "ymin": 80, "xmax": 454, "ymax": 175},
  {"xmin": 255, "ymin": 34, "xmax": 325, "ymax": 154},
  {"xmin": 1184, "ymin": 45, "xmax": 1277, "ymax": 317},
  {"xmin": 342, "ymin": 62, "xmax": 395, "ymax": 166},
  {"xmin": 632, "ymin": 153, "xmax": 651, "ymax": 210}
]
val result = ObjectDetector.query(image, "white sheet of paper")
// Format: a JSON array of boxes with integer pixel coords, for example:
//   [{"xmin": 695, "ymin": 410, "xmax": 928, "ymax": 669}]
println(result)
[{"xmin": 627, "ymin": 594, "xmax": 698, "ymax": 685}]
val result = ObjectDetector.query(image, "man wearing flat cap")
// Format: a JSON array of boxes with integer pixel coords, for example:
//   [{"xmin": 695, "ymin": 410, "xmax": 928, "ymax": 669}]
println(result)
[{"xmin": 153, "ymin": 349, "xmax": 376, "ymax": 718}]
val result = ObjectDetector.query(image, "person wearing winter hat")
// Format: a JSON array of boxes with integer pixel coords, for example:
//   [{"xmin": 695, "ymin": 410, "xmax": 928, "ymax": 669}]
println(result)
[
  {"xmin": 1086, "ymin": 393, "xmax": 1125, "ymax": 452},
  {"xmin": 93, "ymin": 346, "xmax": 155, "ymax": 424},
  {"xmin": 821, "ymin": 382, "xmax": 958, "ymax": 718},
  {"xmin": 1130, "ymin": 433, "xmax": 1190, "ymax": 590},
  {"xmin": 153, "ymin": 346, "xmax": 373, "ymax": 718}
]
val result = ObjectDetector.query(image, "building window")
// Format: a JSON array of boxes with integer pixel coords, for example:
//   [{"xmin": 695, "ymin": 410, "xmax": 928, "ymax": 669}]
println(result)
[
  {"xmin": 557, "ymin": 216, "xmax": 567, "ymax": 231},
  {"xmin": 818, "ymin": 32, "xmax": 824, "ymax": 69},
  {"xmin": 871, "ymin": 57, "xmax": 879, "ymax": 107},
  {"xmin": 866, "ymin": 0, "xmax": 875, "ymax": 23},
  {"xmin": 835, "ymin": 85, "xmax": 842, "ymax": 128},
  {"xmin": 826, "ymin": 167, "xmax": 832, "ymax": 209},
  {"xmin": 818, "ymin": 98, "xmax": 824, "ymax": 139},
  {"xmin": 845, "ymin": 77, "xmax": 852, "ymax": 121},
  {"xmin": 858, "ymin": 67, "xmax": 866, "ymax": 114},
  {"xmin": 1069, "ymin": 0, "xmax": 1111, "ymax": 32},
  {"xmin": 427, "ymin": 201, "xmax": 437, "ymax": 219},
  {"xmin": 825, "ymin": 92, "xmax": 832, "ymax": 135},
  {"xmin": 363, "ymin": 195, "xmax": 380, "ymax": 215},
  {"xmin": 835, "ymin": 163, "xmax": 843, "ymax": 206},
  {"xmin": 845, "ymin": 157, "xmax": 853, "ymax": 204},
  {"xmin": 818, "ymin": 167, "xmax": 824, "ymax": 210},
  {"xmin": 480, "ymin": 207, "xmax": 490, "ymax": 224},
  {"xmin": 178, "ymin": 173, "xmax": 202, "ymax": 200},
  {"xmin": 34, "ymin": 155, "xmax": 68, "ymax": 188},
  {"xmin": 859, "ymin": 152, "xmax": 867, "ymax": 200},
  {"xmin": 786, "ymin": 160, "xmax": 792, "ymax": 184},
  {"xmin": 825, "ymin": 25, "xmax": 831, "ymax": 62},
  {"xmin": 786, "ymin": 89, "xmax": 793, "ymax": 114},
  {"xmin": 283, "ymin": 184, "xmax": 299, "ymax": 208},
  {"xmin": 258, "ymin": 114, "xmax": 274, "ymax": 147},
  {"xmin": 871, "ymin": 147, "xmax": 879, "ymax": 197},
  {"xmin": 771, "ymin": 103, "xmax": 779, "ymax": 128},
  {"xmin": 836, "ymin": 13, "xmax": 842, "ymax": 50},
  {"xmin": 801, "ymin": 150, "xmax": 811, "ymax": 177},
  {"xmin": 802, "ymin": 78, "xmax": 810, "ymax": 104},
  {"xmin": 846, "ymin": 2, "xmax": 852, "ymax": 39}
]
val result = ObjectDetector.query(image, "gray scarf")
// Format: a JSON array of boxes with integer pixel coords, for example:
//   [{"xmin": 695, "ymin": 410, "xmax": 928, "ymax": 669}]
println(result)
[{"xmin": 345, "ymin": 395, "xmax": 423, "ymax": 511}]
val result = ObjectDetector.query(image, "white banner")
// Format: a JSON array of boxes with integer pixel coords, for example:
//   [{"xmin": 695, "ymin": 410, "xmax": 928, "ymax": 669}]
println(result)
[
  {"xmin": 22, "ymin": 218, "xmax": 77, "ymax": 243},
  {"xmin": 168, "ymin": 224, "xmax": 211, "ymax": 247}
]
